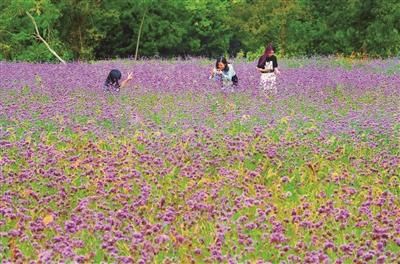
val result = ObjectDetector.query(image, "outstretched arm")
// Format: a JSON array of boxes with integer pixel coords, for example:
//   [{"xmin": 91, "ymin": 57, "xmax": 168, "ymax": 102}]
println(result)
[{"xmin": 120, "ymin": 72, "xmax": 133, "ymax": 88}]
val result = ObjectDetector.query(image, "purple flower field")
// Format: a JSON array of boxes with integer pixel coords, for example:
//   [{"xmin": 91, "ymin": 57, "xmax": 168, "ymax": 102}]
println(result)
[{"xmin": 0, "ymin": 58, "xmax": 399, "ymax": 263}]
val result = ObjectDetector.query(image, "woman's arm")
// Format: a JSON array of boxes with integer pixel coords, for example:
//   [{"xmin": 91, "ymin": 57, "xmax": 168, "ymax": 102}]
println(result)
[
  {"xmin": 258, "ymin": 67, "xmax": 271, "ymax": 73},
  {"xmin": 120, "ymin": 72, "xmax": 133, "ymax": 88},
  {"xmin": 258, "ymin": 67, "xmax": 276, "ymax": 73},
  {"xmin": 210, "ymin": 68, "xmax": 222, "ymax": 79},
  {"xmin": 209, "ymin": 68, "xmax": 215, "ymax": 79},
  {"xmin": 273, "ymin": 56, "xmax": 280, "ymax": 74}
]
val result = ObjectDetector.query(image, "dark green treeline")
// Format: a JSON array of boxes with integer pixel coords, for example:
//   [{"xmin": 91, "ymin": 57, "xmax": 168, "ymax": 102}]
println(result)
[{"xmin": 1, "ymin": 0, "xmax": 399, "ymax": 61}]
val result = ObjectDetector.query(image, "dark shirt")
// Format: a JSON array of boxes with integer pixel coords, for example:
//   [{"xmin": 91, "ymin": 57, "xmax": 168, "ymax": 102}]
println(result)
[
  {"xmin": 103, "ymin": 81, "xmax": 120, "ymax": 93},
  {"xmin": 257, "ymin": 55, "xmax": 278, "ymax": 72}
]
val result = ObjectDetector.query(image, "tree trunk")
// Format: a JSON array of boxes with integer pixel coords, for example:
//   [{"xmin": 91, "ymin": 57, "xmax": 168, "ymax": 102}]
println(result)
[{"xmin": 134, "ymin": 11, "xmax": 146, "ymax": 61}]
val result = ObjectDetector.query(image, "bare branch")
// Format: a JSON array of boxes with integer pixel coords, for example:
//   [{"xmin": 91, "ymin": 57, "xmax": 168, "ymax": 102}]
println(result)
[
  {"xmin": 135, "ymin": 10, "xmax": 146, "ymax": 61},
  {"xmin": 26, "ymin": 11, "xmax": 66, "ymax": 64}
]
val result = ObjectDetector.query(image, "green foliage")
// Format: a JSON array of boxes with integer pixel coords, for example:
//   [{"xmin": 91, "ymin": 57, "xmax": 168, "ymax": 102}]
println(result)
[
  {"xmin": 361, "ymin": 0, "xmax": 400, "ymax": 56},
  {"xmin": 246, "ymin": 46, "xmax": 265, "ymax": 61},
  {"xmin": 0, "ymin": 0, "xmax": 399, "ymax": 61},
  {"xmin": 0, "ymin": 0, "xmax": 73, "ymax": 61}
]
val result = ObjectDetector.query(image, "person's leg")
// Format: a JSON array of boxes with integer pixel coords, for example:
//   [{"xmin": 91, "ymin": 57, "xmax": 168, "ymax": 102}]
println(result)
[
  {"xmin": 260, "ymin": 74, "xmax": 268, "ymax": 91},
  {"xmin": 269, "ymin": 74, "xmax": 277, "ymax": 95},
  {"xmin": 264, "ymin": 73, "xmax": 273, "ymax": 94},
  {"xmin": 262, "ymin": 73, "xmax": 277, "ymax": 99}
]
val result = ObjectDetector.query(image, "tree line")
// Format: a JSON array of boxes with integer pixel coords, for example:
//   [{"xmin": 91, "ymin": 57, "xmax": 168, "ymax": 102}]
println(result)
[{"xmin": 1, "ymin": 0, "xmax": 399, "ymax": 62}]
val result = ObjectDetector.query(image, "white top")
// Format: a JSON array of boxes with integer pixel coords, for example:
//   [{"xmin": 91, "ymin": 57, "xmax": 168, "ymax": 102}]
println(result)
[{"xmin": 210, "ymin": 64, "xmax": 236, "ymax": 86}]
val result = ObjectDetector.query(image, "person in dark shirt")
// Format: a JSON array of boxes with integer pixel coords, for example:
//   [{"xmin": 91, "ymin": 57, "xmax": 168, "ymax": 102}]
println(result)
[
  {"xmin": 257, "ymin": 44, "xmax": 280, "ymax": 94},
  {"xmin": 103, "ymin": 69, "xmax": 133, "ymax": 93}
]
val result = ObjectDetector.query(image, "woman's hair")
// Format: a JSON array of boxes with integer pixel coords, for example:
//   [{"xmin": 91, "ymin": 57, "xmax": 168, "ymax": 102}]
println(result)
[
  {"xmin": 264, "ymin": 43, "xmax": 274, "ymax": 55},
  {"xmin": 258, "ymin": 43, "xmax": 275, "ymax": 68},
  {"xmin": 216, "ymin": 56, "xmax": 229, "ymax": 71},
  {"xmin": 106, "ymin": 69, "xmax": 122, "ymax": 85}
]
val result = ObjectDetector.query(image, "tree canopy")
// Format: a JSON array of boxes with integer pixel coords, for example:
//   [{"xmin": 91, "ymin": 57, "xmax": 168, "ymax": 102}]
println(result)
[{"xmin": 0, "ymin": 0, "xmax": 399, "ymax": 61}]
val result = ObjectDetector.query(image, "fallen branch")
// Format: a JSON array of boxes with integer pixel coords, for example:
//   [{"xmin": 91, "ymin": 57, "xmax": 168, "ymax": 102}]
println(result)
[{"xmin": 26, "ymin": 11, "xmax": 66, "ymax": 64}]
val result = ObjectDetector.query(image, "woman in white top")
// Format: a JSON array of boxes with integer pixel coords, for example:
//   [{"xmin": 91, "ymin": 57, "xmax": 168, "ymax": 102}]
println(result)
[{"xmin": 210, "ymin": 56, "xmax": 238, "ymax": 87}]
